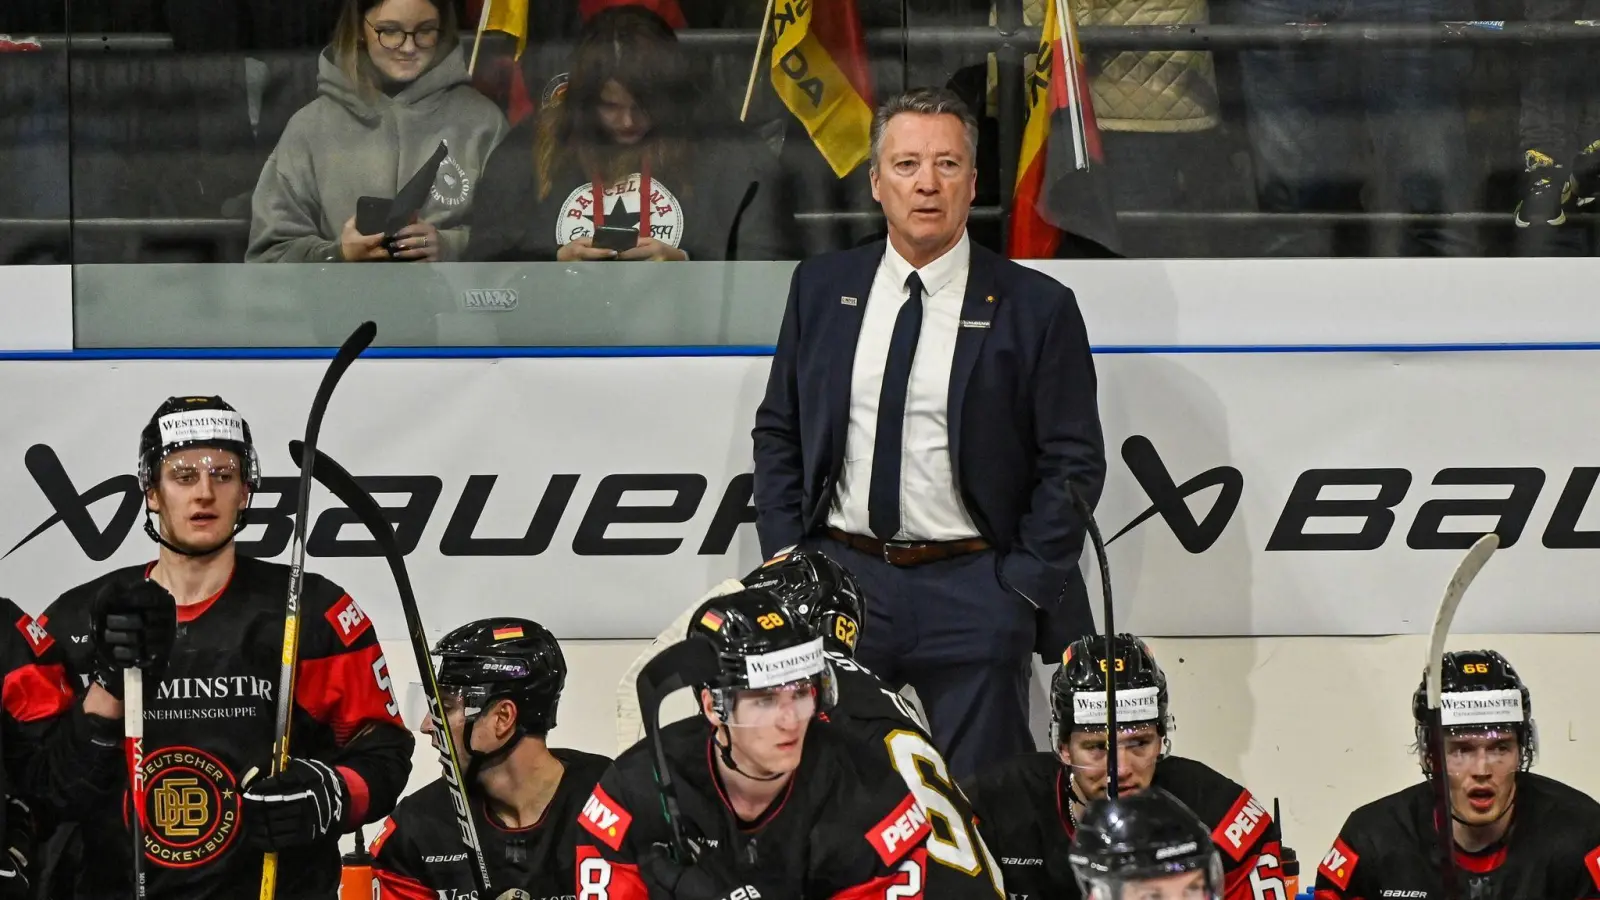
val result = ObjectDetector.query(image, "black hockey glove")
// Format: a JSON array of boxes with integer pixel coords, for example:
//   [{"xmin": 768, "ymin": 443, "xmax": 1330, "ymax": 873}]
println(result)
[
  {"xmin": 241, "ymin": 758, "xmax": 348, "ymax": 850},
  {"xmin": 639, "ymin": 844, "xmax": 790, "ymax": 900},
  {"xmin": 0, "ymin": 797, "xmax": 32, "ymax": 900},
  {"xmin": 89, "ymin": 580, "xmax": 177, "ymax": 685}
]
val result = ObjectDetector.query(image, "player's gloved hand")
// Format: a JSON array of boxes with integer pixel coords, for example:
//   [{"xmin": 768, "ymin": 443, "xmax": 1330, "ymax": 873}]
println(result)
[
  {"xmin": 0, "ymin": 797, "xmax": 34, "ymax": 900},
  {"xmin": 639, "ymin": 844, "xmax": 789, "ymax": 900},
  {"xmin": 89, "ymin": 579, "xmax": 178, "ymax": 683},
  {"xmin": 240, "ymin": 758, "xmax": 348, "ymax": 850}
]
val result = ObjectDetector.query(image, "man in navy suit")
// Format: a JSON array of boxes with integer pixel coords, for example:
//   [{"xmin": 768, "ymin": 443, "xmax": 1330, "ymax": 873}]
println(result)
[{"xmin": 752, "ymin": 87, "xmax": 1106, "ymax": 777}]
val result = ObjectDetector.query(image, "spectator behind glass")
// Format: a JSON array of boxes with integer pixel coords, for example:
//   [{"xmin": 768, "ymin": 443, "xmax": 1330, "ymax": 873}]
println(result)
[
  {"xmin": 246, "ymin": 0, "xmax": 508, "ymax": 262},
  {"xmin": 466, "ymin": 5, "xmax": 794, "ymax": 262}
]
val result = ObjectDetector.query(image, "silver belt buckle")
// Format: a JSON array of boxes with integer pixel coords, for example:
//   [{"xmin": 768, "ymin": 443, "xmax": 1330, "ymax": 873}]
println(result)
[{"xmin": 883, "ymin": 540, "xmax": 914, "ymax": 564}]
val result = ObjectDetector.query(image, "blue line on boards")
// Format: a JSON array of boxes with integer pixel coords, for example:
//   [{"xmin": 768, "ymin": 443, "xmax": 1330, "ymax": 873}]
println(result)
[{"xmin": 5, "ymin": 341, "xmax": 1600, "ymax": 361}]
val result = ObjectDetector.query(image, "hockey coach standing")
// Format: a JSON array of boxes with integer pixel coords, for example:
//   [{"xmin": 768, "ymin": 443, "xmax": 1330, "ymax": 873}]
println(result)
[
  {"xmin": 752, "ymin": 86, "xmax": 1105, "ymax": 777},
  {"xmin": 41, "ymin": 395, "xmax": 414, "ymax": 899}
]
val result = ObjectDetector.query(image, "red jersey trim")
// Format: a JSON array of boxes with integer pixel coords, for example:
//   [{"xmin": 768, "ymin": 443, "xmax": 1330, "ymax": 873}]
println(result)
[
  {"xmin": 1585, "ymin": 844, "xmax": 1600, "ymax": 893},
  {"xmin": 577, "ymin": 845, "xmax": 648, "ymax": 900},
  {"xmin": 1211, "ymin": 789, "xmax": 1271, "ymax": 863},
  {"xmin": 1, "ymin": 662, "xmax": 72, "ymax": 723},
  {"xmin": 830, "ymin": 848, "xmax": 927, "ymax": 900},
  {"xmin": 337, "ymin": 765, "xmax": 371, "ymax": 825},
  {"xmin": 579, "ymin": 785, "xmax": 633, "ymax": 851},
  {"xmin": 295, "ymin": 643, "xmax": 405, "ymax": 743},
  {"xmin": 141, "ymin": 561, "xmax": 236, "ymax": 623},
  {"xmin": 868, "ymin": 793, "xmax": 931, "ymax": 866},
  {"xmin": 375, "ymin": 866, "xmax": 435, "ymax": 900},
  {"xmin": 1224, "ymin": 840, "xmax": 1282, "ymax": 900},
  {"xmin": 1319, "ymin": 838, "xmax": 1359, "ymax": 891},
  {"xmin": 1455, "ymin": 843, "xmax": 1507, "ymax": 874}
]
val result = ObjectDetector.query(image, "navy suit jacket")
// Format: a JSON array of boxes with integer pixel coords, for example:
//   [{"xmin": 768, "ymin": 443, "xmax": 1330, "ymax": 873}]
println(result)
[{"xmin": 752, "ymin": 238, "xmax": 1106, "ymax": 653}]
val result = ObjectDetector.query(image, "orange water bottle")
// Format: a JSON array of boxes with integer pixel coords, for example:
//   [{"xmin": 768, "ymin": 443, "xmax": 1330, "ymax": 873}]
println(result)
[{"xmin": 340, "ymin": 826, "xmax": 378, "ymax": 900}]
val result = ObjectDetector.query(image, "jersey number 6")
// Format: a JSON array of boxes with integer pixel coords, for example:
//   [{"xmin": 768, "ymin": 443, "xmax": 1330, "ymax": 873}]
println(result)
[{"xmin": 884, "ymin": 730, "xmax": 1004, "ymax": 898}]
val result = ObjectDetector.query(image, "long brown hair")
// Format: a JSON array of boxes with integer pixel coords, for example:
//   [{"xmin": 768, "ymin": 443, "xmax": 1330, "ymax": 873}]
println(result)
[
  {"xmin": 535, "ymin": 6, "xmax": 695, "ymax": 200},
  {"xmin": 330, "ymin": 0, "xmax": 460, "ymax": 97}
]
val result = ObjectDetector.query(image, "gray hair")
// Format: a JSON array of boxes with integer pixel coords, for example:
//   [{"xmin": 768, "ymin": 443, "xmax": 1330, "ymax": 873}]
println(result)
[{"xmin": 869, "ymin": 87, "xmax": 980, "ymax": 172}]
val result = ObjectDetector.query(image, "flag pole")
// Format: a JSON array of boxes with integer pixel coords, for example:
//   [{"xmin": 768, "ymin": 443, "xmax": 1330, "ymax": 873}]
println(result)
[
  {"xmin": 468, "ymin": 0, "xmax": 493, "ymax": 77},
  {"xmin": 1054, "ymin": 0, "xmax": 1090, "ymax": 171},
  {"xmin": 741, "ymin": 0, "xmax": 777, "ymax": 122}
]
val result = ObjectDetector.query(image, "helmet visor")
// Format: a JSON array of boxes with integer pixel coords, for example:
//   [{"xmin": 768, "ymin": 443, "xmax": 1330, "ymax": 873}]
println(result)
[
  {"xmin": 724, "ymin": 680, "xmax": 818, "ymax": 728},
  {"xmin": 1076, "ymin": 854, "xmax": 1223, "ymax": 900}
]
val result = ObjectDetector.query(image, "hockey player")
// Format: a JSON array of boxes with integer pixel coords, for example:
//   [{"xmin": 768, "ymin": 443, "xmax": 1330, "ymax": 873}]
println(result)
[
  {"xmin": 965, "ymin": 634, "xmax": 1284, "ymax": 900},
  {"xmin": 0, "ymin": 594, "xmax": 129, "ymax": 896},
  {"xmin": 578, "ymin": 587, "xmax": 933, "ymax": 900},
  {"xmin": 40, "ymin": 395, "xmax": 414, "ymax": 899},
  {"xmin": 751, "ymin": 549, "xmax": 1006, "ymax": 899},
  {"xmin": 1069, "ymin": 788, "xmax": 1225, "ymax": 900},
  {"xmin": 369, "ymin": 617, "xmax": 611, "ymax": 899},
  {"xmin": 1314, "ymin": 649, "xmax": 1600, "ymax": 900}
]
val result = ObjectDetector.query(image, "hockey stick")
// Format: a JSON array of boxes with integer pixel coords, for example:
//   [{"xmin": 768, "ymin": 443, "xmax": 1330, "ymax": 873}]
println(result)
[
  {"xmin": 636, "ymin": 638, "xmax": 721, "ymax": 861},
  {"xmin": 1422, "ymin": 532, "xmax": 1499, "ymax": 900},
  {"xmin": 1069, "ymin": 486, "xmax": 1118, "ymax": 799},
  {"xmin": 126, "ymin": 668, "xmax": 147, "ymax": 899},
  {"xmin": 260, "ymin": 321, "xmax": 376, "ymax": 900},
  {"xmin": 287, "ymin": 440, "xmax": 492, "ymax": 894}
]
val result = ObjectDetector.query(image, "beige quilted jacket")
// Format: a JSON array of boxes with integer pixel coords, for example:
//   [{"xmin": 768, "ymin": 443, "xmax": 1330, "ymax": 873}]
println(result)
[{"xmin": 991, "ymin": 0, "xmax": 1219, "ymax": 133}]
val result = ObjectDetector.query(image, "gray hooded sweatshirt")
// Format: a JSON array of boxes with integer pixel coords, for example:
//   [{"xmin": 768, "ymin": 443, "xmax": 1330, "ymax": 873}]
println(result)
[{"xmin": 247, "ymin": 46, "xmax": 507, "ymax": 263}]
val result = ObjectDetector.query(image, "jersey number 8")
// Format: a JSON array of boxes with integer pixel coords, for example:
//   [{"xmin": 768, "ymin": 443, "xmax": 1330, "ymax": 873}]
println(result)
[{"xmin": 884, "ymin": 730, "xmax": 1004, "ymax": 898}]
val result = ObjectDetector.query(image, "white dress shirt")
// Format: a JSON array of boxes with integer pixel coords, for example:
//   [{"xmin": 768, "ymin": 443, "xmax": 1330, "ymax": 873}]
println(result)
[{"xmin": 828, "ymin": 233, "xmax": 981, "ymax": 541}]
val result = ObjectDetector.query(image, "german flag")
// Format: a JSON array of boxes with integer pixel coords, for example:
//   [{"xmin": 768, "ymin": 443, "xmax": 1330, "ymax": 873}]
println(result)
[
  {"xmin": 1007, "ymin": 0, "xmax": 1119, "ymax": 258},
  {"xmin": 699, "ymin": 610, "xmax": 725, "ymax": 632},
  {"xmin": 769, "ymin": 0, "xmax": 874, "ymax": 177},
  {"xmin": 492, "ymin": 625, "xmax": 524, "ymax": 641}
]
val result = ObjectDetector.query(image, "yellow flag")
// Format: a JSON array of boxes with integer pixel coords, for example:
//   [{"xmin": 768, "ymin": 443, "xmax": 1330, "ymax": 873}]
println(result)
[
  {"xmin": 483, "ymin": 0, "xmax": 529, "ymax": 58},
  {"xmin": 768, "ymin": 0, "xmax": 873, "ymax": 178}
]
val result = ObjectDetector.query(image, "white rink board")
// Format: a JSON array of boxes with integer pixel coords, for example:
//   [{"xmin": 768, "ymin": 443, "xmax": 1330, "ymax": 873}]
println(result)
[{"xmin": 2, "ymin": 351, "xmax": 1600, "ymax": 639}]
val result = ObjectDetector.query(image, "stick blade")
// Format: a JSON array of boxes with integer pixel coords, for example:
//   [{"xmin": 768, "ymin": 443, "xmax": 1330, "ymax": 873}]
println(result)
[{"xmin": 1424, "ymin": 532, "xmax": 1500, "ymax": 707}]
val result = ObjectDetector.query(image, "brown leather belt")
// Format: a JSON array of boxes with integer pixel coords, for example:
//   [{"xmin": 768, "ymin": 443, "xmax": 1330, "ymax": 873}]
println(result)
[{"xmin": 825, "ymin": 528, "xmax": 990, "ymax": 567}]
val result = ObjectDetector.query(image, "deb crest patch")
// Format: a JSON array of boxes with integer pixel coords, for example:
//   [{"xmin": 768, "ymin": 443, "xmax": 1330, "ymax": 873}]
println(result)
[
  {"xmin": 324, "ymin": 595, "xmax": 372, "ymax": 647},
  {"xmin": 580, "ymin": 786, "xmax": 633, "ymax": 851},
  {"xmin": 141, "ymin": 746, "xmax": 242, "ymax": 869},
  {"xmin": 1319, "ymin": 838, "xmax": 1359, "ymax": 891},
  {"xmin": 868, "ymin": 793, "xmax": 929, "ymax": 865},
  {"xmin": 14, "ymin": 614, "xmax": 53, "ymax": 657}
]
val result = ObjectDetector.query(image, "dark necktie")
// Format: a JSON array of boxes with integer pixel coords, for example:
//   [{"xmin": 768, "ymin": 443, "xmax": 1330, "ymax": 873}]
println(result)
[{"xmin": 868, "ymin": 272, "xmax": 925, "ymax": 541}]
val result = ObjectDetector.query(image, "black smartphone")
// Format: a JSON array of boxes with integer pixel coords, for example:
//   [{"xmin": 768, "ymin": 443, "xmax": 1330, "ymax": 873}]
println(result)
[
  {"xmin": 356, "ymin": 196, "xmax": 392, "ymax": 236},
  {"xmin": 592, "ymin": 225, "xmax": 639, "ymax": 253}
]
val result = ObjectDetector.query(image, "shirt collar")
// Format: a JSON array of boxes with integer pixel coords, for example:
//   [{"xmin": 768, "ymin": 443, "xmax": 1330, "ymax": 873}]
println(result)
[{"xmin": 884, "ymin": 231, "xmax": 971, "ymax": 298}]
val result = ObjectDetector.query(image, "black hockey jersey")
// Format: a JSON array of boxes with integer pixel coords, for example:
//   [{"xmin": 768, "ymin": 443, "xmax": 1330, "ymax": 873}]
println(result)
[
  {"xmin": 577, "ymin": 716, "xmax": 931, "ymax": 900},
  {"xmin": 821, "ymin": 652, "xmax": 1004, "ymax": 900},
  {"xmin": 1315, "ymin": 774, "xmax": 1600, "ymax": 900},
  {"xmin": 371, "ymin": 748, "xmax": 612, "ymax": 900},
  {"xmin": 0, "ymin": 597, "xmax": 125, "ymax": 865},
  {"xmin": 966, "ymin": 753, "xmax": 1284, "ymax": 900},
  {"xmin": 42, "ymin": 558, "xmax": 414, "ymax": 900}
]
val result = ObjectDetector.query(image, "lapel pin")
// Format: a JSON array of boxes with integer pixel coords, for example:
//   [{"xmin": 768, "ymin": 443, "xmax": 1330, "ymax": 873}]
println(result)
[{"xmin": 841, "ymin": 296, "xmax": 858, "ymax": 306}]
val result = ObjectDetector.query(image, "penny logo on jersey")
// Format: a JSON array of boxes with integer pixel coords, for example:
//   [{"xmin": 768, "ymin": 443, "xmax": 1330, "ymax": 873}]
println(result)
[
  {"xmin": 141, "ymin": 746, "xmax": 242, "ymax": 867},
  {"xmin": 556, "ymin": 174, "xmax": 684, "ymax": 248}
]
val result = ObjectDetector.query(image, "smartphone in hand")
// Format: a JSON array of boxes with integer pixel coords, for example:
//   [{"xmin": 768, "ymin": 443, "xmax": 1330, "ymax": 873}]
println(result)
[
  {"xmin": 592, "ymin": 225, "xmax": 639, "ymax": 254},
  {"xmin": 356, "ymin": 196, "xmax": 391, "ymax": 237}
]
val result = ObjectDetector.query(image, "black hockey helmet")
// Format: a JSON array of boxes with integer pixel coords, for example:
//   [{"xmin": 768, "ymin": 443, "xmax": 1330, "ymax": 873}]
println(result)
[
  {"xmin": 1069, "ymin": 788, "xmax": 1223, "ymax": 900},
  {"xmin": 1052, "ymin": 634, "xmax": 1170, "ymax": 743},
  {"xmin": 1412, "ymin": 649, "xmax": 1535, "ymax": 772},
  {"xmin": 433, "ymin": 617, "xmax": 566, "ymax": 737},
  {"xmin": 137, "ymin": 395, "xmax": 261, "ymax": 492},
  {"xmin": 137, "ymin": 395, "xmax": 261, "ymax": 556},
  {"xmin": 687, "ymin": 586, "xmax": 829, "ymax": 713},
  {"xmin": 741, "ymin": 549, "xmax": 866, "ymax": 656}
]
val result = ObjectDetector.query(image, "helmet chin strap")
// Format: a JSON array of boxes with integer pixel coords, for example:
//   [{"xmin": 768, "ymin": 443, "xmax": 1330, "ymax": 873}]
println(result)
[
  {"xmin": 143, "ymin": 495, "xmax": 254, "ymax": 559},
  {"xmin": 716, "ymin": 724, "xmax": 786, "ymax": 783},
  {"xmin": 464, "ymin": 720, "xmax": 526, "ymax": 784}
]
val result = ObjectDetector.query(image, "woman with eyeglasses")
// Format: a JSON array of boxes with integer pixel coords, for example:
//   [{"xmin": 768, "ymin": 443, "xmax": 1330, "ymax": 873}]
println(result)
[{"xmin": 246, "ymin": 0, "xmax": 507, "ymax": 263}]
